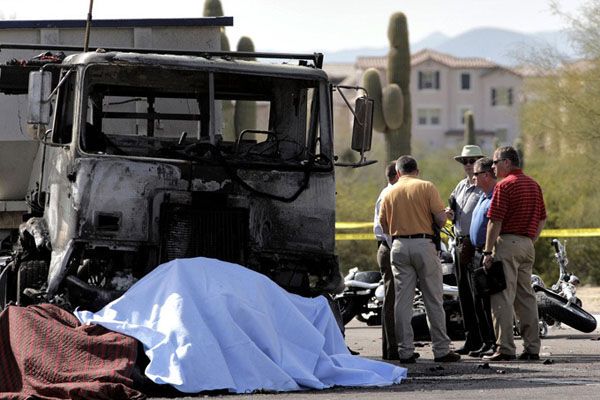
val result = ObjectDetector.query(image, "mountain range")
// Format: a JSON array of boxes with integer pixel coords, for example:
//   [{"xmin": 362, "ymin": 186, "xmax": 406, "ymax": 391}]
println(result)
[{"xmin": 323, "ymin": 27, "xmax": 578, "ymax": 66}]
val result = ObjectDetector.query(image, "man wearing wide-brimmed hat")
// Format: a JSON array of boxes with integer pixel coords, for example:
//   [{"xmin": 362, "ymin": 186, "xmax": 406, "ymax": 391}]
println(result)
[{"xmin": 447, "ymin": 145, "xmax": 485, "ymax": 355}]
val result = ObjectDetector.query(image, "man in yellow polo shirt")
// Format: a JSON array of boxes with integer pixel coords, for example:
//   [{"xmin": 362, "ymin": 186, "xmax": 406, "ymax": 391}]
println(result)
[{"xmin": 379, "ymin": 155, "xmax": 460, "ymax": 364}]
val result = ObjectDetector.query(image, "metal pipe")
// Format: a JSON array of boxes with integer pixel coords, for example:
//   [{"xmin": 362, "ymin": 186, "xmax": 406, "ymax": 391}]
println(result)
[
  {"xmin": 0, "ymin": 43, "xmax": 324, "ymax": 68},
  {"xmin": 83, "ymin": 0, "xmax": 94, "ymax": 52}
]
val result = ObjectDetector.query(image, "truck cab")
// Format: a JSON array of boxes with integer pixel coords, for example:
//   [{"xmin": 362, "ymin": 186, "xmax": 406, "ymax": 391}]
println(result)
[{"xmin": 0, "ymin": 47, "xmax": 373, "ymax": 310}]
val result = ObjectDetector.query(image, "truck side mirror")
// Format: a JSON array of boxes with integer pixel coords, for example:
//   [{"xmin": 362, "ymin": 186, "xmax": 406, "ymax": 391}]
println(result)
[
  {"xmin": 27, "ymin": 71, "xmax": 53, "ymax": 128},
  {"xmin": 351, "ymin": 96, "xmax": 373, "ymax": 154},
  {"xmin": 334, "ymin": 87, "xmax": 376, "ymax": 168},
  {"xmin": 352, "ymin": 96, "xmax": 375, "ymax": 155}
]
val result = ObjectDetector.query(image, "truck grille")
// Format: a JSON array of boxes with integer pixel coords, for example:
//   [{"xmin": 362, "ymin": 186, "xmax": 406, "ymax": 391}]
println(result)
[{"xmin": 159, "ymin": 204, "xmax": 248, "ymax": 265}]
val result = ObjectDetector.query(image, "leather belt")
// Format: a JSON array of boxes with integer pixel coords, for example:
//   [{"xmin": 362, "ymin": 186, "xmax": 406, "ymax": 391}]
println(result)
[{"xmin": 392, "ymin": 234, "xmax": 434, "ymax": 240}]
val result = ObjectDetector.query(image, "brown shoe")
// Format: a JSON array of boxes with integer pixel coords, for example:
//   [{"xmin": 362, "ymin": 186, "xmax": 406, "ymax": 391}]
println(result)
[
  {"xmin": 433, "ymin": 351, "xmax": 461, "ymax": 362},
  {"xmin": 482, "ymin": 351, "xmax": 516, "ymax": 361}
]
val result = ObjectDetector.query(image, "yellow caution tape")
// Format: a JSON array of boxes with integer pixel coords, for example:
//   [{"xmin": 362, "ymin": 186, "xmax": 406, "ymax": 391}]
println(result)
[
  {"xmin": 335, "ymin": 223, "xmax": 600, "ymax": 240},
  {"xmin": 336, "ymin": 222, "xmax": 374, "ymax": 230},
  {"xmin": 539, "ymin": 228, "xmax": 600, "ymax": 238},
  {"xmin": 335, "ymin": 233, "xmax": 375, "ymax": 241}
]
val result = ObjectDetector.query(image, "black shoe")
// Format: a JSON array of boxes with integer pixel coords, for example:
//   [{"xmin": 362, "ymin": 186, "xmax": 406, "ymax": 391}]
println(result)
[
  {"xmin": 455, "ymin": 343, "xmax": 482, "ymax": 355},
  {"xmin": 469, "ymin": 343, "xmax": 494, "ymax": 358},
  {"xmin": 348, "ymin": 347, "xmax": 360, "ymax": 355},
  {"xmin": 383, "ymin": 353, "xmax": 400, "ymax": 360},
  {"xmin": 434, "ymin": 351, "xmax": 461, "ymax": 363},
  {"xmin": 518, "ymin": 352, "xmax": 540, "ymax": 361},
  {"xmin": 480, "ymin": 345, "xmax": 496, "ymax": 357},
  {"xmin": 399, "ymin": 352, "xmax": 420, "ymax": 364},
  {"xmin": 482, "ymin": 351, "xmax": 516, "ymax": 361}
]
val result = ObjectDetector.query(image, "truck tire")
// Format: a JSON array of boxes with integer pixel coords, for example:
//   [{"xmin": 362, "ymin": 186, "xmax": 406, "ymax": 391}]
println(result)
[
  {"xmin": 536, "ymin": 289, "xmax": 597, "ymax": 333},
  {"xmin": 16, "ymin": 260, "xmax": 48, "ymax": 306}
]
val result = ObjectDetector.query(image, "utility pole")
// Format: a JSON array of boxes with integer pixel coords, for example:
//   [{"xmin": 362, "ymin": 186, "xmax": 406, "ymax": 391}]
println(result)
[{"xmin": 83, "ymin": 0, "xmax": 94, "ymax": 52}]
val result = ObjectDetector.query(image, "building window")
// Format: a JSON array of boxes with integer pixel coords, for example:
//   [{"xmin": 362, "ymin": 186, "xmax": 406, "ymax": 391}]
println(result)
[
  {"xmin": 460, "ymin": 73, "xmax": 471, "ymax": 90},
  {"xmin": 418, "ymin": 71, "xmax": 440, "ymax": 90},
  {"xmin": 491, "ymin": 87, "xmax": 513, "ymax": 106},
  {"xmin": 417, "ymin": 108, "xmax": 441, "ymax": 125}
]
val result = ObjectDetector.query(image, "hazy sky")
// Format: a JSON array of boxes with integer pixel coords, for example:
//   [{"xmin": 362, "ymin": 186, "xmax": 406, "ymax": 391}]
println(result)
[{"xmin": 0, "ymin": 0, "xmax": 589, "ymax": 51}]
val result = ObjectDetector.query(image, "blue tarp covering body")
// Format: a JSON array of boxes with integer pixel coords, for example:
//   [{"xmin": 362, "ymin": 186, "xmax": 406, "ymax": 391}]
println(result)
[{"xmin": 75, "ymin": 258, "xmax": 406, "ymax": 393}]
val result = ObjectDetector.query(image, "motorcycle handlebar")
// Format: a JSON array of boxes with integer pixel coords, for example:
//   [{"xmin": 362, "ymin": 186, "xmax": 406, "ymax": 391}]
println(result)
[{"xmin": 551, "ymin": 238, "xmax": 560, "ymax": 253}]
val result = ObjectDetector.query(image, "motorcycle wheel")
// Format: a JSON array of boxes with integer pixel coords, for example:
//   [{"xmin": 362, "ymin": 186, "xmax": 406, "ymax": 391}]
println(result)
[
  {"xmin": 355, "ymin": 313, "xmax": 368, "ymax": 323},
  {"xmin": 411, "ymin": 308, "xmax": 431, "ymax": 341},
  {"xmin": 336, "ymin": 297, "xmax": 361, "ymax": 325},
  {"xmin": 536, "ymin": 289, "xmax": 597, "ymax": 333},
  {"xmin": 443, "ymin": 300, "xmax": 466, "ymax": 341}
]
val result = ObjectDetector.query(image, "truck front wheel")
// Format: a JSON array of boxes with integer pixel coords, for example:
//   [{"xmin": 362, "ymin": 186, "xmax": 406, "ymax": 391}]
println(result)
[{"xmin": 16, "ymin": 260, "xmax": 48, "ymax": 306}]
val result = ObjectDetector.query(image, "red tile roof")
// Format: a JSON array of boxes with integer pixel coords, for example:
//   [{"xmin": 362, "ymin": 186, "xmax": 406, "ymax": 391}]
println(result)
[{"xmin": 356, "ymin": 48, "xmax": 500, "ymax": 70}]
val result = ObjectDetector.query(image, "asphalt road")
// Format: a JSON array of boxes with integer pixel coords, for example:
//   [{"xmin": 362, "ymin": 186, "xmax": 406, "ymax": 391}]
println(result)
[{"xmin": 151, "ymin": 315, "xmax": 600, "ymax": 400}]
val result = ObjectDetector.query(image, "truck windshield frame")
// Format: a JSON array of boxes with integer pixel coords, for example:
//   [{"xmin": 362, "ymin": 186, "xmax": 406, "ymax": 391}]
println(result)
[{"xmin": 74, "ymin": 63, "xmax": 332, "ymax": 170}]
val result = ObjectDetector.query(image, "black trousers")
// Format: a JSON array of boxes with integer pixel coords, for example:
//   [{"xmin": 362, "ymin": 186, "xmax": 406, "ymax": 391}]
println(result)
[
  {"xmin": 455, "ymin": 238, "xmax": 483, "ymax": 349},
  {"xmin": 469, "ymin": 251, "xmax": 495, "ymax": 344},
  {"xmin": 377, "ymin": 241, "xmax": 399, "ymax": 359}
]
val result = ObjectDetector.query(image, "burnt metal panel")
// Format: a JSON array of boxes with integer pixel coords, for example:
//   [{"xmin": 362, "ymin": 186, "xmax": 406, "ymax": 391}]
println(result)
[{"xmin": 159, "ymin": 203, "xmax": 248, "ymax": 265}]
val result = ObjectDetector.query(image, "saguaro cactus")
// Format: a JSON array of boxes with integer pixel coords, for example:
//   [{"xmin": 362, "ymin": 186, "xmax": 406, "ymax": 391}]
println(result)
[
  {"xmin": 203, "ymin": 0, "xmax": 229, "ymax": 51},
  {"xmin": 203, "ymin": 0, "xmax": 224, "ymax": 17},
  {"xmin": 362, "ymin": 12, "xmax": 411, "ymax": 161},
  {"xmin": 234, "ymin": 37, "xmax": 257, "ymax": 137},
  {"xmin": 464, "ymin": 111, "xmax": 475, "ymax": 145}
]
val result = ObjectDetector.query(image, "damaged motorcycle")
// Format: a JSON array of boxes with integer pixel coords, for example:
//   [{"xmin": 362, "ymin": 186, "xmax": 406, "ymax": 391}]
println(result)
[
  {"xmin": 335, "ymin": 246, "xmax": 464, "ymax": 340},
  {"xmin": 530, "ymin": 239, "xmax": 597, "ymax": 334}
]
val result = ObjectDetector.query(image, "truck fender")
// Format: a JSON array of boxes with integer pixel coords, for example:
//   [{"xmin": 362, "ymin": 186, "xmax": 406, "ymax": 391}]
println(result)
[{"xmin": 46, "ymin": 239, "xmax": 75, "ymax": 298}]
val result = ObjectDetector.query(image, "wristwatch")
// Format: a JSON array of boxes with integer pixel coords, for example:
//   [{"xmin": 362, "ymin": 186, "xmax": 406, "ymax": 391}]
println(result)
[{"xmin": 482, "ymin": 251, "xmax": 492, "ymax": 256}]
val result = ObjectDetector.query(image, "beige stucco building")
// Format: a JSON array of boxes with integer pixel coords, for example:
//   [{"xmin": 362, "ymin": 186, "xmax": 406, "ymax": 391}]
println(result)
[{"xmin": 354, "ymin": 49, "xmax": 523, "ymax": 149}]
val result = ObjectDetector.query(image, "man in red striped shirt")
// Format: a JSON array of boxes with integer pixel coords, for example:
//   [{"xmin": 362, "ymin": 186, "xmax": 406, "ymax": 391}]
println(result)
[{"xmin": 482, "ymin": 146, "xmax": 547, "ymax": 362}]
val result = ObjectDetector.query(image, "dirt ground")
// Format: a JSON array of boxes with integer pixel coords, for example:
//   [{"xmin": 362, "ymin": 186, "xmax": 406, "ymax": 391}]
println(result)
[{"xmin": 574, "ymin": 286, "xmax": 600, "ymax": 313}]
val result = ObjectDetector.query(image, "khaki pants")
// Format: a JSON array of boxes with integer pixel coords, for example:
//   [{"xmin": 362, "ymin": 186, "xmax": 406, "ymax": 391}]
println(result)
[
  {"xmin": 491, "ymin": 234, "xmax": 541, "ymax": 355},
  {"xmin": 391, "ymin": 238, "xmax": 451, "ymax": 359}
]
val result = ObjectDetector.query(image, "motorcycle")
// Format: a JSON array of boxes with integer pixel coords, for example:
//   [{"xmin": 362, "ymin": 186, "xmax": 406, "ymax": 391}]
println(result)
[
  {"xmin": 531, "ymin": 239, "xmax": 597, "ymax": 334},
  {"xmin": 334, "ymin": 243, "xmax": 463, "ymax": 340}
]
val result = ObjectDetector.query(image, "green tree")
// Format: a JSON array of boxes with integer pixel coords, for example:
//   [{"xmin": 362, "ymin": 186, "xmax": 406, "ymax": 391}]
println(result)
[{"xmin": 520, "ymin": 0, "xmax": 600, "ymax": 283}]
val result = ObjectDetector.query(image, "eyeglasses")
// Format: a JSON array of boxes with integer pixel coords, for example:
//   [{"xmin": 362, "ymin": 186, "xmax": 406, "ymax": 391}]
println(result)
[
  {"xmin": 492, "ymin": 158, "xmax": 506, "ymax": 165},
  {"xmin": 460, "ymin": 158, "xmax": 478, "ymax": 165},
  {"xmin": 473, "ymin": 171, "xmax": 488, "ymax": 176}
]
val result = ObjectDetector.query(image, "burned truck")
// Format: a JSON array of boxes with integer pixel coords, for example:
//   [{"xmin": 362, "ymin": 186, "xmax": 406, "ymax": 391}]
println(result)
[{"xmin": 0, "ymin": 46, "xmax": 373, "ymax": 310}]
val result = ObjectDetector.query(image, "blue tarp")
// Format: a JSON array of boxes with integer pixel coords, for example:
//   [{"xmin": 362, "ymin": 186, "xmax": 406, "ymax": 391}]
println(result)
[{"xmin": 74, "ymin": 258, "xmax": 406, "ymax": 393}]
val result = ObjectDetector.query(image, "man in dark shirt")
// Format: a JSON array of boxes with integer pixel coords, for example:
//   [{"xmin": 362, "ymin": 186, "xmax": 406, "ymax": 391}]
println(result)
[{"xmin": 482, "ymin": 146, "xmax": 547, "ymax": 362}]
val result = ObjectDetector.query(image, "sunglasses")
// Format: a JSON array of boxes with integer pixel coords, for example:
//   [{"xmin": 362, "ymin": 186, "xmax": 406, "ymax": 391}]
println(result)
[
  {"xmin": 492, "ymin": 158, "xmax": 506, "ymax": 165},
  {"xmin": 473, "ymin": 171, "xmax": 489, "ymax": 176},
  {"xmin": 460, "ymin": 158, "xmax": 478, "ymax": 165}
]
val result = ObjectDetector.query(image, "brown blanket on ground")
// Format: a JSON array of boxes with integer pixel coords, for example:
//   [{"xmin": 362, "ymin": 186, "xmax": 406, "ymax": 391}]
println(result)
[{"xmin": 0, "ymin": 303, "xmax": 144, "ymax": 400}]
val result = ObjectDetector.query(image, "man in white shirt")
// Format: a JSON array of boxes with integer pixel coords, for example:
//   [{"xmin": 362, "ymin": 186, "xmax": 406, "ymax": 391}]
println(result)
[{"xmin": 374, "ymin": 162, "xmax": 399, "ymax": 360}]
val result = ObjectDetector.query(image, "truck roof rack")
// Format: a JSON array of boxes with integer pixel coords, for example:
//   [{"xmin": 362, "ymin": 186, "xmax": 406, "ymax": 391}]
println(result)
[{"xmin": 0, "ymin": 43, "xmax": 324, "ymax": 69}]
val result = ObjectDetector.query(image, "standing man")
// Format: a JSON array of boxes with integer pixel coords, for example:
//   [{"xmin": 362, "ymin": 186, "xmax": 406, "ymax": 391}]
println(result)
[
  {"xmin": 379, "ymin": 155, "xmax": 460, "ymax": 364},
  {"xmin": 447, "ymin": 145, "xmax": 485, "ymax": 355},
  {"xmin": 373, "ymin": 162, "xmax": 400, "ymax": 360},
  {"xmin": 467, "ymin": 157, "xmax": 497, "ymax": 357},
  {"xmin": 482, "ymin": 146, "xmax": 546, "ymax": 361}
]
